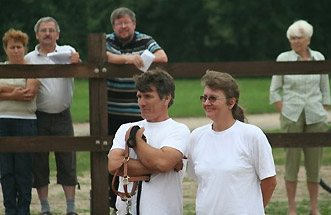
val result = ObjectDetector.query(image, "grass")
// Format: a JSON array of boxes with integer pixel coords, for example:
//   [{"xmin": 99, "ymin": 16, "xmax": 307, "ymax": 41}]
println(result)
[
  {"xmin": 71, "ymin": 77, "xmax": 280, "ymax": 122},
  {"xmin": 184, "ymin": 201, "xmax": 331, "ymax": 215},
  {"xmin": 71, "ymin": 79, "xmax": 90, "ymax": 123},
  {"xmin": 71, "ymin": 77, "xmax": 330, "ymax": 121},
  {"xmin": 266, "ymin": 200, "xmax": 331, "ymax": 215}
]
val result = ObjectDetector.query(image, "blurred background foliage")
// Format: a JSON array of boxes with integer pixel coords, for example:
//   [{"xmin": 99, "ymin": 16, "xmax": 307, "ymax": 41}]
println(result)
[{"xmin": 1, "ymin": 0, "xmax": 331, "ymax": 62}]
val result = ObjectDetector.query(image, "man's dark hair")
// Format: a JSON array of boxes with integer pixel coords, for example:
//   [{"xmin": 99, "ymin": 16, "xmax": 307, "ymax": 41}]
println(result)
[{"xmin": 134, "ymin": 68, "xmax": 175, "ymax": 107}]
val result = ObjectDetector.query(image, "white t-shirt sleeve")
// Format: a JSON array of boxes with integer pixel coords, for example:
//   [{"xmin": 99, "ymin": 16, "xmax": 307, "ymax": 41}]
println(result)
[
  {"xmin": 186, "ymin": 127, "xmax": 203, "ymax": 180},
  {"xmin": 110, "ymin": 123, "xmax": 133, "ymax": 151},
  {"xmin": 187, "ymin": 136, "xmax": 197, "ymax": 180},
  {"xmin": 160, "ymin": 123, "xmax": 190, "ymax": 156},
  {"xmin": 250, "ymin": 128, "xmax": 276, "ymax": 180}
]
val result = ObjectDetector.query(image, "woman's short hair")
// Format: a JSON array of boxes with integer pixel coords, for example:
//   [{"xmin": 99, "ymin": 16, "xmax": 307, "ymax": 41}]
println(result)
[
  {"xmin": 110, "ymin": 7, "xmax": 136, "ymax": 25},
  {"xmin": 286, "ymin": 20, "xmax": 313, "ymax": 39},
  {"xmin": 2, "ymin": 28, "xmax": 29, "ymax": 50}
]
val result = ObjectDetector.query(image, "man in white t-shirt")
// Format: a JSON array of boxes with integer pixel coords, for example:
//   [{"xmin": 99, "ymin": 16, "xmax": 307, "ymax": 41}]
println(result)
[{"xmin": 108, "ymin": 69, "xmax": 190, "ymax": 215}]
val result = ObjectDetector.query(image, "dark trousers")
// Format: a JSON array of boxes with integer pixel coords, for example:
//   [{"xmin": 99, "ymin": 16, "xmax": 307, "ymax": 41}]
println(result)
[
  {"xmin": 34, "ymin": 109, "xmax": 77, "ymax": 187},
  {"xmin": 0, "ymin": 118, "xmax": 37, "ymax": 215}
]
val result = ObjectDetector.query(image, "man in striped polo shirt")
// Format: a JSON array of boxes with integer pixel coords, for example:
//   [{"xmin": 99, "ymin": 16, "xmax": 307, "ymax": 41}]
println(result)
[{"xmin": 105, "ymin": 7, "xmax": 168, "ymax": 211}]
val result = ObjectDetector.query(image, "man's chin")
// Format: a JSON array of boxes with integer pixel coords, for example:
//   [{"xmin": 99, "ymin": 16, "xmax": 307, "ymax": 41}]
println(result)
[{"xmin": 118, "ymin": 35, "xmax": 133, "ymax": 44}]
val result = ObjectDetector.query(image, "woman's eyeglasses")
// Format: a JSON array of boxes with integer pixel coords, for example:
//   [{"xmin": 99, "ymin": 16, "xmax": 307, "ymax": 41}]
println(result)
[{"xmin": 200, "ymin": 95, "xmax": 227, "ymax": 103}]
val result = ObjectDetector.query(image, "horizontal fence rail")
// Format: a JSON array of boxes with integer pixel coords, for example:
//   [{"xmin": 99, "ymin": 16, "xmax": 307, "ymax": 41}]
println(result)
[
  {"xmin": 267, "ymin": 132, "xmax": 331, "ymax": 148},
  {"xmin": 0, "ymin": 136, "xmax": 112, "ymax": 152},
  {"xmin": 1, "ymin": 60, "xmax": 331, "ymax": 78},
  {"xmin": 0, "ymin": 61, "xmax": 330, "ymax": 151}
]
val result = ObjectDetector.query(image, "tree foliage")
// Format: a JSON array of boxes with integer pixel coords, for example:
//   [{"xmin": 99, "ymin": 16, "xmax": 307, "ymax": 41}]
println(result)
[{"xmin": 1, "ymin": 0, "xmax": 331, "ymax": 62}]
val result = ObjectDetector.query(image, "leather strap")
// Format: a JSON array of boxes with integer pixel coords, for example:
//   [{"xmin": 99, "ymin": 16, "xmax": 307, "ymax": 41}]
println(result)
[{"xmin": 111, "ymin": 126, "xmax": 150, "ymax": 201}]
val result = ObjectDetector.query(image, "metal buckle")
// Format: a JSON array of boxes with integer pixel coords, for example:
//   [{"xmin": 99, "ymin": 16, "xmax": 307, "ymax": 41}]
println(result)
[
  {"xmin": 125, "ymin": 198, "xmax": 132, "ymax": 215},
  {"xmin": 123, "ymin": 176, "xmax": 130, "ymax": 185}
]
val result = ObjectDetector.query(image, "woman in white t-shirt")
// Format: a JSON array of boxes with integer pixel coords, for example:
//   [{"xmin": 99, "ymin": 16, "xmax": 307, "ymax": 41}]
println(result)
[{"xmin": 187, "ymin": 70, "xmax": 277, "ymax": 215}]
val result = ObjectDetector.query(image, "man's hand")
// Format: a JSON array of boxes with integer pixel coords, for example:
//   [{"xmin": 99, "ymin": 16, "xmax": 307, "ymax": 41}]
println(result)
[
  {"xmin": 69, "ymin": 52, "xmax": 81, "ymax": 64},
  {"xmin": 125, "ymin": 126, "xmax": 146, "ymax": 144},
  {"xmin": 173, "ymin": 156, "xmax": 187, "ymax": 172},
  {"xmin": 107, "ymin": 51, "xmax": 145, "ymax": 69},
  {"xmin": 126, "ymin": 54, "xmax": 144, "ymax": 69}
]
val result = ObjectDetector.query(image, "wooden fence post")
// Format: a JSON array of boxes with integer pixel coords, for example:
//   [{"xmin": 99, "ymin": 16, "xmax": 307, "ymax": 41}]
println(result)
[{"xmin": 88, "ymin": 33, "xmax": 109, "ymax": 215}]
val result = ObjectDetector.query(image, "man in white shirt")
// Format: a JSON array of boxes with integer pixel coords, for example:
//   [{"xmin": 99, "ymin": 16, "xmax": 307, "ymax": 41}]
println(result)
[
  {"xmin": 25, "ymin": 16, "xmax": 80, "ymax": 215},
  {"xmin": 108, "ymin": 69, "xmax": 190, "ymax": 215}
]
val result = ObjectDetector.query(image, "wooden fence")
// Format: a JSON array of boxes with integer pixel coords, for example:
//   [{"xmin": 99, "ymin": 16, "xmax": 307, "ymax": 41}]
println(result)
[{"xmin": 0, "ymin": 33, "xmax": 330, "ymax": 214}]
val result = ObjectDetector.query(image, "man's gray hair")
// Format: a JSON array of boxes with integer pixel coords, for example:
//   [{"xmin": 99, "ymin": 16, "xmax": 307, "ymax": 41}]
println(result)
[
  {"xmin": 110, "ymin": 7, "xmax": 136, "ymax": 25},
  {"xmin": 34, "ymin": 17, "xmax": 60, "ymax": 33}
]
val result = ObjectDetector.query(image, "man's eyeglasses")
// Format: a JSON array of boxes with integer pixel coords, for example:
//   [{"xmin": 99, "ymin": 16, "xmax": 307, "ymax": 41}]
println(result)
[
  {"xmin": 114, "ymin": 21, "xmax": 133, "ymax": 28},
  {"xmin": 39, "ymin": 28, "xmax": 56, "ymax": 33},
  {"xmin": 200, "ymin": 95, "xmax": 227, "ymax": 103}
]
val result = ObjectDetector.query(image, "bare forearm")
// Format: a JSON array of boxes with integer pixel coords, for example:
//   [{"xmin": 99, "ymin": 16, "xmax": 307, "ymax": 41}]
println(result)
[
  {"xmin": 107, "ymin": 51, "xmax": 130, "ymax": 64},
  {"xmin": 26, "ymin": 79, "xmax": 40, "ymax": 98},
  {"xmin": 108, "ymin": 149, "xmax": 154, "ymax": 176},
  {"xmin": 0, "ymin": 86, "xmax": 27, "ymax": 101},
  {"xmin": 153, "ymin": 50, "xmax": 168, "ymax": 63},
  {"xmin": 261, "ymin": 176, "xmax": 277, "ymax": 208},
  {"xmin": 109, "ymin": 159, "xmax": 154, "ymax": 177},
  {"xmin": 0, "ymin": 85, "xmax": 15, "ymax": 93},
  {"xmin": 127, "ymin": 159, "xmax": 154, "ymax": 176},
  {"xmin": 0, "ymin": 92, "xmax": 14, "ymax": 100},
  {"xmin": 134, "ymin": 138, "xmax": 182, "ymax": 173},
  {"xmin": 134, "ymin": 140, "xmax": 166, "ymax": 172}
]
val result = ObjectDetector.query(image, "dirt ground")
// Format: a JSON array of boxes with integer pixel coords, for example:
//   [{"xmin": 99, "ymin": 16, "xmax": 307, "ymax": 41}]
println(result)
[{"xmin": 1, "ymin": 165, "xmax": 330, "ymax": 214}]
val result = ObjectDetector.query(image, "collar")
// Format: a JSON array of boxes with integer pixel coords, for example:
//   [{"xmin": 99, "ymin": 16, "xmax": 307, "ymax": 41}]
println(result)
[
  {"xmin": 291, "ymin": 47, "xmax": 315, "ymax": 61},
  {"xmin": 35, "ymin": 44, "xmax": 59, "ymax": 56},
  {"xmin": 114, "ymin": 31, "xmax": 137, "ymax": 48}
]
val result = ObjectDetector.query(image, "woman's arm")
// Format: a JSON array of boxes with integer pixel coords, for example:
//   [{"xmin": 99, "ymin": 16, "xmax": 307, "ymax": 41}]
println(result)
[
  {"xmin": 26, "ymin": 79, "xmax": 41, "ymax": 99},
  {"xmin": 0, "ymin": 79, "xmax": 40, "ymax": 101},
  {"xmin": 261, "ymin": 176, "xmax": 277, "ymax": 208},
  {"xmin": 0, "ymin": 86, "xmax": 28, "ymax": 101}
]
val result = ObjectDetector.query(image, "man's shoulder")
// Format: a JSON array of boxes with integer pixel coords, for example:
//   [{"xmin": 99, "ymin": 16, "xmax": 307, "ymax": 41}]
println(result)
[
  {"xmin": 117, "ymin": 121, "xmax": 144, "ymax": 132},
  {"xmin": 25, "ymin": 50, "xmax": 38, "ymax": 60},
  {"xmin": 25, "ymin": 51, "xmax": 36, "ymax": 57},
  {"xmin": 169, "ymin": 119, "xmax": 190, "ymax": 133},
  {"xmin": 106, "ymin": 33, "xmax": 116, "ymax": 40},
  {"xmin": 134, "ymin": 31, "xmax": 153, "ymax": 40}
]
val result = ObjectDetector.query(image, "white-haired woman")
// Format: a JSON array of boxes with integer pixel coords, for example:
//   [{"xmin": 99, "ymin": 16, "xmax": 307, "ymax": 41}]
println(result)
[{"xmin": 270, "ymin": 20, "xmax": 330, "ymax": 215}]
